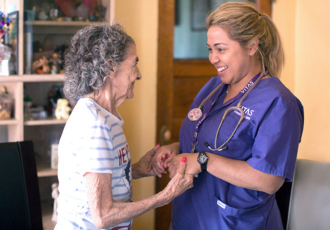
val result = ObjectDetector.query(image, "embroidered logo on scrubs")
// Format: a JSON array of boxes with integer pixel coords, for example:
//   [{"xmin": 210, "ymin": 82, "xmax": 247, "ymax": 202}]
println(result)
[
  {"xmin": 233, "ymin": 105, "xmax": 254, "ymax": 120},
  {"xmin": 217, "ymin": 200, "xmax": 226, "ymax": 209},
  {"xmin": 241, "ymin": 81, "xmax": 254, "ymax": 93}
]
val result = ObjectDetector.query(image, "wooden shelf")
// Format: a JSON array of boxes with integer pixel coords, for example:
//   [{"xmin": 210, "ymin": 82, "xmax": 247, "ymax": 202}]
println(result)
[
  {"xmin": 37, "ymin": 166, "xmax": 58, "ymax": 177},
  {"xmin": 0, "ymin": 119, "xmax": 19, "ymax": 125},
  {"xmin": 0, "ymin": 74, "xmax": 65, "ymax": 82},
  {"xmin": 25, "ymin": 20, "xmax": 103, "ymax": 27},
  {"xmin": 1, "ymin": 1, "xmax": 115, "ymax": 225},
  {"xmin": 24, "ymin": 118, "xmax": 67, "ymax": 126},
  {"xmin": 41, "ymin": 201, "xmax": 57, "ymax": 230}
]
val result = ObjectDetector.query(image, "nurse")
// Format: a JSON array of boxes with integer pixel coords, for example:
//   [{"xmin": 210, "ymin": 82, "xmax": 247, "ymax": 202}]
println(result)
[{"xmin": 150, "ymin": 2, "xmax": 304, "ymax": 230}]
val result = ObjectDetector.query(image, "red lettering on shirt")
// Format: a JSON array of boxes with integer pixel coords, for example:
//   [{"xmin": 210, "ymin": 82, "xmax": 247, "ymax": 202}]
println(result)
[
  {"xmin": 118, "ymin": 144, "xmax": 130, "ymax": 166},
  {"xmin": 122, "ymin": 146, "xmax": 127, "ymax": 164}
]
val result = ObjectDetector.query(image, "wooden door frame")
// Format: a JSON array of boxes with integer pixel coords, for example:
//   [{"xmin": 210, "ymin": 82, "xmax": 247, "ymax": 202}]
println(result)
[
  {"xmin": 157, "ymin": 0, "xmax": 273, "ymax": 145},
  {"xmin": 156, "ymin": 1, "xmax": 175, "ymax": 229},
  {"xmin": 156, "ymin": 1, "xmax": 273, "ymax": 229}
]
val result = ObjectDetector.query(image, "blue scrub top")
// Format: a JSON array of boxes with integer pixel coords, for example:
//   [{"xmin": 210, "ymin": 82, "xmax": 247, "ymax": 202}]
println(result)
[{"xmin": 171, "ymin": 76, "xmax": 304, "ymax": 230}]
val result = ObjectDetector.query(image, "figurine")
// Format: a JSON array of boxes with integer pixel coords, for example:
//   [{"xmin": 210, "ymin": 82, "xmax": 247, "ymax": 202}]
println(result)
[
  {"xmin": 50, "ymin": 52, "xmax": 62, "ymax": 74},
  {"xmin": 0, "ymin": 86, "xmax": 13, "ymax": 120},
  {"xmin": 51, "ymin": 65, "xmax": 57, "ymax": 74},
  {"xmin": 32, "ymin": 56, "xmax": 50, "ymax": 74},
  {"xmin": 51, "ymin": 183, "xmax": 59, "ymax": 222},
  {"xmin": 55, "ymin": 98, "xmax": 71, "ymax": 119}
]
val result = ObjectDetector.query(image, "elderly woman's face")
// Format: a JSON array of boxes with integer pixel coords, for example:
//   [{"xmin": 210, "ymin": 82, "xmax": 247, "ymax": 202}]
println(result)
[{"xmin": 112, "ymin": 44, "xmax": 141, "ymax": 100}]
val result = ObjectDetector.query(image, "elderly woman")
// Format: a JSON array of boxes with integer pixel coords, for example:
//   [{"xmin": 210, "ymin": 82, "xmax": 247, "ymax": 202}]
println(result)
[{"xmin": 54, "ymin": 24, "xmax": 193, "ymax": 230}]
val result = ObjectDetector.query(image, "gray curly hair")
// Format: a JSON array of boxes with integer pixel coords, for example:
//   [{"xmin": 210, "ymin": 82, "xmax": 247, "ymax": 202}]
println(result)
[{"xmin": 63, "ymin": 23, "xmax": 135, "ymax": 100}]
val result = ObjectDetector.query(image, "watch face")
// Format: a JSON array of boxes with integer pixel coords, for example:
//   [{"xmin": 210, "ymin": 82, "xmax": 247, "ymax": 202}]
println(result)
[{"xmin": 198, "ymin": 153, "xmax": 208, "ymax": 163}]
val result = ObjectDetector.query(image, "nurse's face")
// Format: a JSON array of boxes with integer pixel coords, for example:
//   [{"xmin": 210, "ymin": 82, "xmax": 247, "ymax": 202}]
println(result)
[{"xmin": 207, "ymin": 26, "xmax": 258, "ymax": 88}]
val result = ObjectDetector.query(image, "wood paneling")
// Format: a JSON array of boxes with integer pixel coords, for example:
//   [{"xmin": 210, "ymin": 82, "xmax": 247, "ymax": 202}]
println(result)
[
  {"xmin": 257, "ymin": 0, "xmax": 272, "ymax": 16},
  {"xmin": 156, "ymin": 1, "xmax": 175, "ymax": 229},
  {"xmin": 173, "ymin": 59, "xmax": 216, "ymax": 77}
]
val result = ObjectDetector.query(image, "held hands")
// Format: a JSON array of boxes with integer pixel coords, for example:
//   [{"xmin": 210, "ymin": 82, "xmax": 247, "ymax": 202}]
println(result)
[
  {"xmin": 166, "ymin": 153, "xmax": 201, "ymax": 178},
  {"xmin": 148, "ymin": 143, "xmax": 180, "ymax": 177},
  {"xmin": 161, "ymin": 157, "xmax": 194, "ymax": 205},
  {"xmin": 133, "ymin": 144, "xmax": 160, "ymax": 179}
]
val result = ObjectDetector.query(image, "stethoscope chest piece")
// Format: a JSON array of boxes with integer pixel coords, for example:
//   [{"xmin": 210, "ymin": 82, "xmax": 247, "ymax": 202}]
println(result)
[{"xmin": 188, "ymin": 108, "xmax": 203, "ymax": 121}]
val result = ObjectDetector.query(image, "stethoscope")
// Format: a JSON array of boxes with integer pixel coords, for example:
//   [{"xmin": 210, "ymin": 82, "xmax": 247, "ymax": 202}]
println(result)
[{"xmin": 188, "ymin": 68, "xmax": 268, "ymax": 153}]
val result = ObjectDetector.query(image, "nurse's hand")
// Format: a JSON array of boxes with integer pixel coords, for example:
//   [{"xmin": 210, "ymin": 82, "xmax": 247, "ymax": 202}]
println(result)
[
  {"xmin": 148, "ymin": 142, "xmax": 180, "ymax": 178},
  {"xmin": 167, "ymin": 153, "xmax": 201, "ymax": 178}
]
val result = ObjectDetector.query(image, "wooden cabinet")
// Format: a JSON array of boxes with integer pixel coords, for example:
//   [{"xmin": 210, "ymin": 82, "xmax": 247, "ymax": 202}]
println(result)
[{"xmin": 0, "ymin": 1, "xmax": 115, "ymax": 229}]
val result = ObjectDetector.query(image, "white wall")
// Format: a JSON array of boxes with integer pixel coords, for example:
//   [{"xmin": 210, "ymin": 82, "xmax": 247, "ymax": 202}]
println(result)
[
  {"xmin": 115, "ymin": 1, "xmax": 158, "ymax": 229},
  {"xmin": 273, "ymin": 0, "xmax": 330, "ymax": 163},
  {"xmin": 294, "ymin": 0, "xmax": 330, "ymax": 162}
]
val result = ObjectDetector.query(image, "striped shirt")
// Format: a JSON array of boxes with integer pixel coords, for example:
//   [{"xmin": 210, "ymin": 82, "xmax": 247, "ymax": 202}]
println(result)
[{"xmin": 55, "ymin": 98, "xmax": 132, "ymax": 230}]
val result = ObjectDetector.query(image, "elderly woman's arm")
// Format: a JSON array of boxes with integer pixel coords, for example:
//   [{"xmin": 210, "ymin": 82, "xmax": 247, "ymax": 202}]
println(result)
[{"xmin": 84, "ymin": 157, "xmax": 193, "ymax": 229}]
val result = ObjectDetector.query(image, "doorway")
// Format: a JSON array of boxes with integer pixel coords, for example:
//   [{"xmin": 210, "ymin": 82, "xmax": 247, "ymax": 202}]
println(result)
[{"xmin": 156, "ymin": 1, "xmax": 272, "ymax": 229}]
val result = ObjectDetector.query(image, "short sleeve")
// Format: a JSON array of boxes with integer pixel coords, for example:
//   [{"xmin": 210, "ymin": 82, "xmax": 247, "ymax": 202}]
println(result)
[
  {"xmin": 247, "ymin": 100, "xmax": 303, "ymax": 181},
  {"xmin": 78, "ymin": 119, "xmax": 115, "ymax": 175}
]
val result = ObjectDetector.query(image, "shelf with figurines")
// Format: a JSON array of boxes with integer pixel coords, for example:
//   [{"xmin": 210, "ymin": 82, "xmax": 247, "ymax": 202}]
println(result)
[
  {"xmin": 25, "ymin": 45, "xmax": 66, "ymax": 75},
  {"xmin": 23, "ymin": 83, "xmax": 73, "ymax": 126},
  {"xmin": 23, "ymin": 0, "xmax": 110, "ymax": 29},
  {"xmin": 24, "ymin": 0, "xmax": 109, "ymax": 21},
  {"xmin": 23, "ymin": 99, "xmax": 72, "ymax": 126},
  {"xmin": 0, "ymin": 85, "xmax": 16, "ymax": 125}
]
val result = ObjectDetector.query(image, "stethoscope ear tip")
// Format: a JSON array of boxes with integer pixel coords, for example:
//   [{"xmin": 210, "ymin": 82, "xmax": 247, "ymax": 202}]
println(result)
[
  {"xmin": 204, "ymin": 141, "xmax": 210, "ymax": 147},
  {"xmin": 204, "ymin": 141, "xmax": 228, "ymax": 152}
]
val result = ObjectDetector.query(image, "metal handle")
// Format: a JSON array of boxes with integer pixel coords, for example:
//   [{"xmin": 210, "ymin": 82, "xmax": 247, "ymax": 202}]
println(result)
[{"xmin": 160, "ymin": 125, "xmax": 171, "ymax": 145}]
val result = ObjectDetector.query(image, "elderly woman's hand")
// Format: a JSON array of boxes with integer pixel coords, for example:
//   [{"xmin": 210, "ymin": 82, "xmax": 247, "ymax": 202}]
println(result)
[
  {"xmin": 132, "ymin": 144, "xmax": 160, "ymax": 179},
  {"xmin": 147, "ymin": 142, "xmax": 181, "ymax": 178},
  {"xmin": 160, "ymin": 157, "xmax": 194, "ymax": 205},
  {"xmin": 166, "ymin": 153, "xmax": 201, "ymax": 178}
]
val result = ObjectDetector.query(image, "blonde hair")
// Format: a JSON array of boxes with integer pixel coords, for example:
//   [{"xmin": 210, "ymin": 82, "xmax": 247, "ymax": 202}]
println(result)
[{"xmin": 206, "ymin": 2, "xmax": 284, "ymax": 77}]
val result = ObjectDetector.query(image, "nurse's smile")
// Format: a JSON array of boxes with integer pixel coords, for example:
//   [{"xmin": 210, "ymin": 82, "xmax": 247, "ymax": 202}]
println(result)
[{"xmin": 217, "ymin": 66, "xmax": 228, "ymax": 76}]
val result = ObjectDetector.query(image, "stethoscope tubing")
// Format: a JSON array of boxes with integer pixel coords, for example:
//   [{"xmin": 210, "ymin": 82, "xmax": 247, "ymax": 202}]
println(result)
[{"xmin": 198, "ymin": 68, "xmax": 268, "ymax": 152}]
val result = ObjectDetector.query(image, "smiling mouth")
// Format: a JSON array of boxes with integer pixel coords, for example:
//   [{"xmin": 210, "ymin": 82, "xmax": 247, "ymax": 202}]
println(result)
[{"xmin": 217, "ymin": 66, "xmax": 228, "ymax": 73}]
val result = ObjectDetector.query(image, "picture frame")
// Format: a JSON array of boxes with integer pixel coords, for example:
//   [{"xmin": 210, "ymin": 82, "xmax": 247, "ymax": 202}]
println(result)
[
  {"xmin": 6, "ymin": 11, "xmax": 19, "ymax": 75},
  {"xmin": 175, "ymin": 0, "xmax": 180, "ymax": 25},
  {"xmin": 191, "ymin": 0, "xmax": 211, "ymax": 31}
]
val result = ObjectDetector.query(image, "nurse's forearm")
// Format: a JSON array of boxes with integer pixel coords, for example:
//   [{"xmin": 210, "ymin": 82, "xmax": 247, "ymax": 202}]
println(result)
[{"xmin": 206, "ymin": 153, "xmax": 284, "ymax": 194}]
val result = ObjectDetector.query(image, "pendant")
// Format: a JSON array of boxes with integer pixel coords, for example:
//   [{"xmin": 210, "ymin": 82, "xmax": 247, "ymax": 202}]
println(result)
[{"xmin": 188, "ymin": 108, "xmax": 202, "ymax": 121}]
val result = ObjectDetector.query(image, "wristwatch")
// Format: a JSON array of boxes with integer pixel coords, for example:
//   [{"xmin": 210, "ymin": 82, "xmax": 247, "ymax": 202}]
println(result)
[{"xmin": 197, "ymin": 151, "xmax": 209, "ymax": 172}]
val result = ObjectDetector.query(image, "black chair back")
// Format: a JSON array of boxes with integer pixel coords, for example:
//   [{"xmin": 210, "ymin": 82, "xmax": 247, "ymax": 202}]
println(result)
[
  {"xmin": 0, "ymin": 141, "xmax": 43, "ymax": 230},
  {"xmin": 275, "ymin": 181, "xmax": 292, "ymax": 230}
]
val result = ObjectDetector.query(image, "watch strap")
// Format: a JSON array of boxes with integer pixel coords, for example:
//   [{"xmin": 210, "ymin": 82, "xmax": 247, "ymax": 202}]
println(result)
[{"xmin": 201, "ymin": 160, "xmax": 207, "ymax": 171}]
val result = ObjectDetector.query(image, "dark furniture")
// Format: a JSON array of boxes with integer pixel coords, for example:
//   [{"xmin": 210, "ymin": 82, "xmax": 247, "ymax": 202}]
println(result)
[{"xmin": 0, "ymin": 141, "xmax": 43, "ymax": 230}]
